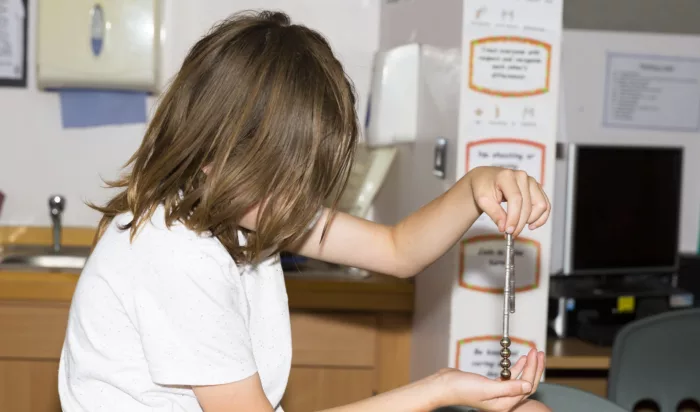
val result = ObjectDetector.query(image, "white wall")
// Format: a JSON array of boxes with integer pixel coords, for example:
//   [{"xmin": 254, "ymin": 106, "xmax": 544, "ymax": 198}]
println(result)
[
  {"xmin": 550, "ymin": 29, "xmax": 700, "ymax": 272},
  {"xmin": 378, "ymin": 0, "xmax": 463, "ymax": 51},
  {"xmin": 373, "ymin": 0, "xmax": 465, "ymax": 382},
  {"xmin": 0, "ymin": 0, "xmax": 379, "ymax": 228}
]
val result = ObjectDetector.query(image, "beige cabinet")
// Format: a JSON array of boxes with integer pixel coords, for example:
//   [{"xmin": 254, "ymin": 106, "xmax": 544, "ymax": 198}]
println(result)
[
  {"xmin": 0, "ymin": 302, "xmax": 67, "ymax": 412},
  {"xmin": 0, "ymin": 301, "xmax": 411, "ymax": 412}
]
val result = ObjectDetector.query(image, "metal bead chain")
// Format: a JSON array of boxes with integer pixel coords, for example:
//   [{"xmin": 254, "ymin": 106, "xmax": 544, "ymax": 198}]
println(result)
[
  {"xmin": 500, "ymin": 336, "xmax": 511, "ymax": 379},
  {"xmin": 501, "ymin": 233, "xmax": 515, "ymax": 380}
]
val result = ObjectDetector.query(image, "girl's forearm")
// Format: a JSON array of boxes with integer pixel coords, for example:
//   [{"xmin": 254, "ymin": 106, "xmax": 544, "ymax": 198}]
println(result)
[
  {"xmin": 389, "ymin": 174, "xmax": 480, "ymax": 277},
  {"xmin": 318, "ymin": 375, "xmax": 445, "ymax": 412}
]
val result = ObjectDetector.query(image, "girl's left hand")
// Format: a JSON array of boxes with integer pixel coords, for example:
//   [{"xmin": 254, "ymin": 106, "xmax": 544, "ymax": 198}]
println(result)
[
  {"xmin": 467, "ymin": 166, "xmax": 551, "ymax": 237},
  {"xmin": 436, "ymin": 348, "xmax": 546, "ymax": 412}
]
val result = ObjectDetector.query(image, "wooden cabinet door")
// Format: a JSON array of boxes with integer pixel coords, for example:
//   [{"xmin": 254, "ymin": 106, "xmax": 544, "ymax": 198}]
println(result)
[
  {"xmin": 0, "ymin": 301, "xmax": 68, "ymax": 412},
  {"xmin": 282, "ymin": 366, "xmax": 374, "ymax": 412},
  {"xmin": 0, "ymin": 360, "xmax": 61, "ymax": 412},
  {"xmin": 281, "ymin": 312, "xmax": 377, "ymax": 411},
  {"xmin": 0, "ymin": 304, "xmax": 411, "ymax": 411}
]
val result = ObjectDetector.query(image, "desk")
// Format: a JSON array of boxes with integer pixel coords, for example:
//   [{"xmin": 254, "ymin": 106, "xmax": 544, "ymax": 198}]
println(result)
[{"xmin": 546, "ymin": 338, "xmax": 612, "ymax": 397}]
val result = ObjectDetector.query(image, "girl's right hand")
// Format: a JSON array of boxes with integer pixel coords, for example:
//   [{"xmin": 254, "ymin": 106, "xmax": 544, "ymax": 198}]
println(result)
[{"xmin": 435, "ymin": 348, "xmax": 545, "ymax": 412}]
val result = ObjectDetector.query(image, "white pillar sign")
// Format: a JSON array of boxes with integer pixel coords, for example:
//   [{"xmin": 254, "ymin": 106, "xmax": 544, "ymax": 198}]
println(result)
[
  {"xmin": 451, "ymin": 0, "xmax": 562, "ymax": 378},
  {"xmin": 377, "ymin": 0, "xmax": 562, "ymax": 383}
]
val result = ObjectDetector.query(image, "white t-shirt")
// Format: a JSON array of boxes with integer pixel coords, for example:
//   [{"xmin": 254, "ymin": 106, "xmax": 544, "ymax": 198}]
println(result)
[{"xmin": 58, "ymin": 205, "xmax": 292, "ymax": 411}]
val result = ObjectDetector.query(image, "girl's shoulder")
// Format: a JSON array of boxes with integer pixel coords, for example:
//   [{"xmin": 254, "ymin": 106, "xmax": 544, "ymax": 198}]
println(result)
[{"xmin": 97, "ymin": 205, "xmax": 233, "ymax": 270}]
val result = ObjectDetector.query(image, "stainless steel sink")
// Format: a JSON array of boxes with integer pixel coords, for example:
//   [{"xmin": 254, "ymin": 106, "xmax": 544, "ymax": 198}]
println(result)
[
  {"xmin": 0, "ymin": 244, "xmax": 91, "ymax": 273},
  {"xmin": 283, "ymin": 267, "xmax": 371, "ymax": 280},
  {"xmin": 281, "ymin": 257, "xmax": 371, "ymax": 280},
  {"xmin": 0, "ymin": 243, "xmax": 369, "ymax": 279},
  {"xmin": 0, "ymin": 195, "xmax": 90, "ymax": 273}
]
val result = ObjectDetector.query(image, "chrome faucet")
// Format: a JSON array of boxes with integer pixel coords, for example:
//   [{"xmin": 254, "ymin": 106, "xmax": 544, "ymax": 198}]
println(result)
[{"xmin": 49, "ymin": 195, "xmax": 65, "ymax": 253}]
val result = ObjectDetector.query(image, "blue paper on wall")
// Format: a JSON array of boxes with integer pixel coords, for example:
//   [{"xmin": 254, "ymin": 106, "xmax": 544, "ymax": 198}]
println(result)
[{"xmin": 58, "ymin": 89, "xmax": 147, "ymax": 128}]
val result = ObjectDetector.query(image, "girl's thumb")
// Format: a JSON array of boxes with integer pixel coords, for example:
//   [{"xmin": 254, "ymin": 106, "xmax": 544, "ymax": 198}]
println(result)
[{"xmin": 485, "ymin": 380, "xmax": 532, "ymax": 398}]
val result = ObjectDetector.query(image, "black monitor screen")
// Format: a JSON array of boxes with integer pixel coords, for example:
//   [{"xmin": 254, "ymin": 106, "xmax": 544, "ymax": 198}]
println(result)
[{"xmin": 570, "ymin": 145, "xmax": 683, "ymax": 273}]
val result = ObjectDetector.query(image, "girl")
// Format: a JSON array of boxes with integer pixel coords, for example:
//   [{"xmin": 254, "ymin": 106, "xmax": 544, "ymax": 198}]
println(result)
[{"xmin": 59, "ymin": 10, "xmax": 552, "ymax": 412}]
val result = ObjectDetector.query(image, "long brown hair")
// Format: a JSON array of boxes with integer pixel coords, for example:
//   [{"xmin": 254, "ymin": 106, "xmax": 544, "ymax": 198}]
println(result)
[{"xmin": 91, "ymin": 10, "xmax": 358, "ymax": 263}]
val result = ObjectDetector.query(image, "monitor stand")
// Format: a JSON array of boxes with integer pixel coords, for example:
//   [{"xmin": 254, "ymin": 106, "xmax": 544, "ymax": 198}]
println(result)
[
  {"xmin": 548, "ymin": 273, "xmax": 691, "ymax": 345},
  {"xmin": 549, "ymin": 272, "xmax": 677, "ymax": 299}
]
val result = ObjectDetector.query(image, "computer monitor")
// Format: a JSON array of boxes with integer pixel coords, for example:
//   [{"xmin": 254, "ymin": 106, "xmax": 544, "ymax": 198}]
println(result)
[{"xmin": 562, "ymin": 144, "xmax": 683, "ymax": 275}]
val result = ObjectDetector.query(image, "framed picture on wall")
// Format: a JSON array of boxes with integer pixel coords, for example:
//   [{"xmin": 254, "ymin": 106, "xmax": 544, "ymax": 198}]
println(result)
[{"xmin": 0, "ymin": 0, "xmax": 28, "ymax": 88}]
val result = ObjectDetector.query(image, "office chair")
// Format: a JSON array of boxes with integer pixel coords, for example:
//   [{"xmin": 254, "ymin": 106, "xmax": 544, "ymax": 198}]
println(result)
[{"xmin": 608, "ymin": 308, "xmax": 700, "ymax": 411}]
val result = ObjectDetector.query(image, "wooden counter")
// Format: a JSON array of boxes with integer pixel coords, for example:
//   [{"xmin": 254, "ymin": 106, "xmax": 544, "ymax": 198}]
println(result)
[
  {"xmin": 0, "ymin": 269, "xmax": 415, "ymax": 312},
  {"xmin": 0, "ymin": 225, "xmax": 414, "ymax": 312},
  {"xmin": 546, "ymin": 337, "xmax": 611, "ymax": 370},
  {"xmin": 545, "ymin": 338, "xmax": 611, "ymax": 398}
]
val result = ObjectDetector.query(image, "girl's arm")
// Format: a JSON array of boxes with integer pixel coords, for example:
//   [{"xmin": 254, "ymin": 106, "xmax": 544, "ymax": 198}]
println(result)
[
  {"xmin": 282, "ymin": 167, "xmax": 550, "ymax": 278},
  {"xmin": 194, "ymin": 372, "xmax": 444, "ymax": 412},
  {"xmin": 193, "ymin": 349, "xmax": 549, "ymax": 412}
]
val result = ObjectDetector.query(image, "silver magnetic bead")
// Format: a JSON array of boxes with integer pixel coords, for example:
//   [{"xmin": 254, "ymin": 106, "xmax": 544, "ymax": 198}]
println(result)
[
  {"xmin": 500, "ymin": 337, "xmax": 511, "ymax": 348},
  {"xmin": 500, "ymin": 358, "xmax": 511, "ymax": 368},
  {"xmin": 500, "ymin": 369, "xmax": 511, "ymax": 380},
  {"xmin": 500, "ymin": 347, "xmax": 511, "ymax": 358}
]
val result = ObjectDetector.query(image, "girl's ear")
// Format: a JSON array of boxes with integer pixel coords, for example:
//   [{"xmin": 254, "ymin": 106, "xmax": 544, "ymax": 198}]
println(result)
[{"xmin": 239, "ymin": 203, "xmax": 261, "ymax": 232}]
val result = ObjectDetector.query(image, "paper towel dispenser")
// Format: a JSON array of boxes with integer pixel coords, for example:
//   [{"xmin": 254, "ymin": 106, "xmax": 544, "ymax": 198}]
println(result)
[
  {"xmin": 37, "ymin": 0, "xmax": 161, "ymax": 92},
  {"xmin": 365, "ymin": 43, "xmax": 420, "ymax": 147}
]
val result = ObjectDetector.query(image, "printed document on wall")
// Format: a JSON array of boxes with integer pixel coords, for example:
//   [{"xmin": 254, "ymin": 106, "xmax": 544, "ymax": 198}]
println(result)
[
  {"xmin": 603, "ymin": 53, "xmax": 700, "ymax": 132},
  {"xmin": 0, "ymin": 0, "xmax": 25, "ymax": 81}
]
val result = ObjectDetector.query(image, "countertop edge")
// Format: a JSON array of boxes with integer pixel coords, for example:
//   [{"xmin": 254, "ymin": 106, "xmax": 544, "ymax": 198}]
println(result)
[{"xmin": 0, "ymin": 270, "xmax": 415, "ymax": 313}]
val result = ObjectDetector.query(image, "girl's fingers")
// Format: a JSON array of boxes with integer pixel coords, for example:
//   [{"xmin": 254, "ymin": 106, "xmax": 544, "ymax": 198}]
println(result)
[
  {"xmin": 529, "ymin": 183, "xmax": 551, "ymax": 230},
  {"xmin": 527, "ymin": 178, "xmax": 548, "ymax": 224},
  {"xmin": 482, "ymin": 378, "xmax": 533, "ymax": 400},
  {"xmin": 478, "ymin": 196, "xmax": 508, "ymax": 233},
  {"xmin": 514, "ymin": 172, "xmax": 532, "ymax": 237},
  {"xmin": 519, "ymin": 349, "xmax": 538, "ymax": 388},
  {"xmin": 497, "ymin": 170, "xmax": 523, "ymax": 234},
  {"xmin": 531, "ymin": 351, "xmax": 546, "ymax": 393},
  {"xmin": 482, "ymin": 169, "xmax": 551, "ymax": 233}
]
